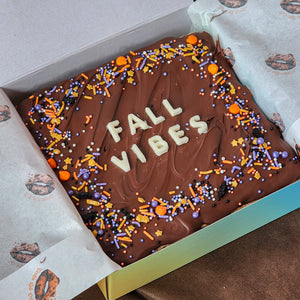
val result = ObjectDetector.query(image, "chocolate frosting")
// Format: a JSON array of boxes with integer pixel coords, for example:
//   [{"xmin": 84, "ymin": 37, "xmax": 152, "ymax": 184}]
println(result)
[{"xmin": 17, "ymin": 32, "xmax": 300, "ymax": 266}]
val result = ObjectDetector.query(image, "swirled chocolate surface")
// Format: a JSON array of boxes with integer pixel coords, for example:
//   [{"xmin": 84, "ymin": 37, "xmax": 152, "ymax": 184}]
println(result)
[{"xmin": 17, "ymin": 32, "xmax": 300, "ymax": 266}]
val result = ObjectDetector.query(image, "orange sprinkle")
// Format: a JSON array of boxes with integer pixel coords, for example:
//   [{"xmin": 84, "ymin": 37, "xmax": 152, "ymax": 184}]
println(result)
[
  {"xmin": 142, "ymin": 212, "xmax": 156, "ymax": 217},
  {"xmin": 130, "ymin": 51, "xmax": 136, "ymax": 56},
  {"xmin": 103, "ymin": 190, "xmax": 111, "ymax": 197},
  {"xmin": 47, "ymin": 158, "xmax": 57, "ymax": 169},
  {"xmin": 152, "ymin": 197, "xmax": 167, "ymax": 205},
  {"xmin": 207, "ymin": 63, "xmax": 219, "ymax": 75},
  {"xmin": 155, "ymin": 205, "xmax": 167, "ymax": 216},
  {"xmin": 247, "ymin": 167, "xmax": 255, "ymax": 174},
  {"xmin": 73, "ymin": 172, "xmax": 78, "ymax": 180},
  {"xmin": 240, "ymin": 148, "xmax": 245, "ymax": 156},
  {"xmin": 135, "ymin": 57, "xmax": 143, "ymax": 68},
  {"xmin": 187, "ymin": 199, "xmax": 195, "ymax": 211},
  {"xmin": 143, "ymin": 230, "xmax": 154, "ymax": 241},
  {"xmin": 81, "ymin": 73, "xmax": 88, "ymax": 79},
  {"xmin": 75, "ymin": 159, "xmax": 79, "ymax": 169},
  {"xmin": 59, "ymin": 170, "xmax": 71, "ymax": 181},
  {"xmin": 172, "ymin": 203, "xmax": 181, "ymax": 215},
  {"xmin": 139, "ymin": 205, "xmax": 150, "ymax": 210},
  {"xmin": 127, "ymin": 55, "xmax": 131, "ymax": 64},
  {"xmin": 35, "ymin": 96, "xmax": 39, "ymax": 106},
  {"xmin": 117, "ymin": 237, "xmax": 133, "ymax": 243},
  {"xmin": 119, "ymin": 64, "xmax": 131, "ymax": 73},
  {"xmin": 229, "ymin": 103, "xmax": 240, "ymax": 115},
  {"xmin": 189, "ymin": 186, "xmax": 196, "ymax": 198},
  {"xmin": 104, "ymin": 87, "xmax": 111, "ymax": 98},
  {"xmin": 186, "ymin": 34, "xmax": 198, "ymax": 45},
  {"xmin": 116, "ymin": 56, "xmax": 127, "ymax": 66},
  {"xmin": 223, "ymin": 160, "xmax": 233, "ymax": 164}
]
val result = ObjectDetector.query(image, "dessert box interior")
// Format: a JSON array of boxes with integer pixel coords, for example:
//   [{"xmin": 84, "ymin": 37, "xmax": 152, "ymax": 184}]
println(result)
[{"xmin": 1, "ymin": 1, "xmax": 299, "ymax": 299}]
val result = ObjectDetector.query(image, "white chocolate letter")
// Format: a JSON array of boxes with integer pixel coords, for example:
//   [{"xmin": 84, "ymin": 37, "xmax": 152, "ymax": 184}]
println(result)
[
  {"xmin": 106, "ymin": 120, "xmax": 123, "ymax": 143},
  {"xmin": 162, "ymin": 99, "xmax": 182, "ymax": 117},
  {"xmin": 189, "ymin": 115, "xmax": 208, "ymax": 135},
  {"xmin": 168, "ymin": 124, "xmax": 189, "ymax": 146},
  {"xmin": 128, "ymin": 113, "xmax": 149, "ymax": 135},
  {"xmin": 148, "ymin": 135, "xmax": 169, "ymax": 156},
  {"xmin": 131, "ymin": 144, "xmax": 146, "ymax": 163},
  {"xmin": 111, "ymin": 151, "xmax": 130, "ymax": 172},
  {"xmin": 145, "ymin": 107, "xmax": 165, "ymax": 125}
]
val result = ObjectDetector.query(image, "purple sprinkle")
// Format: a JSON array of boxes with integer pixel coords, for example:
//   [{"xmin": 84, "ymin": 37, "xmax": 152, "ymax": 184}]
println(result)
[
  {"xmin": 94, "ymin": 192, "xmax": 101, "ymax": 199},
  {"xmin": 282, "ymin": 151, "xmax": 289, "ymax": 159},
  {"xmin": 96, "ymin": 182, "xmax": 107, "ymax": 186},
  {"xmin": 68, "ymin": 190, "xmax": 74, "ymax": 196},
  {"xmin": 140, "ymin": 58, "xmax": 147, "ymax": 70},
  {"xmin": 116, "ymin": 233, "xmax": 127, "ymax": 237},
  {"xmin": 246, "ymin": 159, "xmax": 253, "ymax": 168},
  {"xmin": 192, "ymin": 211, "xmax": 199, "ymax": 219},
  {"xmin": 132, "ymin": 221, "xmax": 141, "ymax": 227},
  {"xmin": 114, "ymin": 239, "xmax": 120, "ymax": 249},
  {"xmin": 151, "ymin": 200, "xmax": 158, "ymax": 208},
  {"xmin": 179, "ymin": 207, "xmax": 185, "ymax": 213},
  {"xmin": 199, "ymin": 59, "xmax": 210, "ymax": 67},
  {"xmin": 272, "ymin": 151, "xmax": 279, "ymax": 158},
  {"xmin": 231, "ymin": 166, "xmax": 241, "ymax": 173},
  {"xmin": 253, "ymin": 151, "xmax": 256, "ymax": 160},
  {"xmin": 265, "ymin": 150, "xmax": 272, "ymax": 161},
  {"xmin": 158, "ymin": 215, "xmax": 169, "ymax": 219},
  {"xmin": 93, "ymin": 152, "xmax": 101, "ymax": 156},
  {"xmin": 257, "ymin": 137, "xmax": 264, "ymax": 145},
  {"xmin": 98, "ymin": 230, "xmax": 104, "ymax": 236}
]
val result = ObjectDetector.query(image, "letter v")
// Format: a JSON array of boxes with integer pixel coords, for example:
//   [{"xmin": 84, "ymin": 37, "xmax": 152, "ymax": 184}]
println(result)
[{"xmin": 111, "ymin": 151, "xmax": 131, "ymax": 172}]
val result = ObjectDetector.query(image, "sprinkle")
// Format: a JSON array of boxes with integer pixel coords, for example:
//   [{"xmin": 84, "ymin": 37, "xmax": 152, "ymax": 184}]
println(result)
[
  {"xmin": 247, "ymin": 167, "xmax": 255, "ymax": 174},
  {"xmin": 139, "ymin": 204, "xmax": 150, "ymax": 210},
  {"xmin": 169, "ymin": 191, "xmax": 175, "ymax": 195},
  {"xmin": 81, "ymin": 73, "xmax": 88, "ymax": 80},
  {"xmin": 117, "ymin": 236, "xmax": 132, "ymax": 243},
  {"xmin": 84, "ymin": 96, "xmax": 92, "ymax": 100},
  {"xmin": 189, "ymin": 186, "xmax": 196, "ymax": 197},
  {"xmin": 132, "ymin": 221, "xmax": 141, "ymax": 227},
  {"xmin": 93, "ymin": 218, "xmax": 104, "ymax": 228},
  {"xmin": 71, "ymin": 195, "xmax": 79, "ymax": 201},
  {"xmin": 138, "ymin": 197, "xmax": 145, "ymax": 203},
  {"xmin": 77, "ymin": 181, "xmax": 86, "ymax": 191},
  {"xmin": 30, "ymin": 118, "xmax": 35, "ymax": 124},
  {"xmin": 199, "ymin": 170, "xmax": 213, "ymax": 175},
  {"xmin": 114, "ymin": 239, "xmax": 120, "ymax": 249},
  {"xmin": 86, "ymin": 199, "xmax": 100, "ymax": 206},
  {"xmin": 103, "ymin": 190, "xmax": 111, "ymax": 197},
  {"xmin": 125, "ymin": 228, "xmax": 132, "ymax": 237},
  {"xmin": 143, "ymin": 230, "xmax": 154, "ymax": 240},
  {"xmin": 96, "ymin": 182, "xmax": 107, "ymax": 186},
  {"xmin": 187, "ymin": 199, "xmax": 195, "ymax": 210},
  {"xmin": 104, "ymin": 87, "xmax": 111, "ymax": 98},
  {"xmin": 223, "ymin": 160, "xmax": 233, "ymax": 164}
]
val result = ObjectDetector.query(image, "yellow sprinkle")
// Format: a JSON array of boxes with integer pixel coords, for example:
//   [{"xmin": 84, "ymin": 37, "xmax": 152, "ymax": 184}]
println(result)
[
  {"xmin": 92, "ymin": 230, "xmax": 97, "ymax": 237},
  {"xmin": 92, "ymin": 85, "xmax": 96, "ymax": 95},
  {"xmin": 57, "ymin": 101, "xmax": 65, "ymax": 116},
  {"xmin": 254, "ymin": 172, "xmax": 261, "ymax": 180},
  {"xmin": 120, "ymin": 243, "xmax": 128, "ymax": 248},
  {"xmin": 104, "ymin": 164, "xmax": 107, "ymax": 171},
  {"xmin": 240, "ymin": 148, "xmax": 245, "ymax": 156},
  {"xmin": 201, "ymin": 51, "xmax": 208, "ymax": 57},
  {"xmin": 215, "ymin": 76, "xmax": 224, "ymax": 85},
  {"xmin": 71, "ymin": 195, "xmax": 79, "ymax": 201},
  {"xmin": 84, "ymin": 96, "xmax": 92, "ymax": 100},
  {"xmin": 71, "ymin": 186, "xmax": 78, "ymax": 190},
  {"xmin": 93, "ymin": 218, "xmax": 103, "ymax": 227},
  {"xmin": 30, "ymin": 118, "xmax": 35, "ymax": 124},
  {"xmin": 254, "ymin": 162, "xmax": 263, "ymax": 166},
  {"xmin": 107, "ymin": 212, "xmax": 115, "ymax": 217},
  {"xmin": 105, "ymin": 202, "xmax": 113, "ymax": 209},
  {"xmin": 127, "ymin": 225, "xmax": 135, "ymax": 232},
  {"xmin": 192, "ymin": 56, "xmax": 201, "ymax": 64},
  {"xmin": 199, "ymin": 170, "xmax": 213, "ymax": 175},
  {"xmin": 86, "ymin": 199, "xmax": 100, "ymax": 206},
  {"xmin": 117, "ymin": 219, "xmax": 126, "ymax": 231},
  {"xmin": 241, "ymin": 158, "xmax": 248, "ymax": 166},
  {"xmin": 73, "ymin": 92, "xmax": 78, "ymax": 97},
  {"xmin": 138, "ymin": 197, "xmax": 145, "ymax": 203},
  {"xmin": 183, "ymin": 52, "xmax": 194, "ymax": 57},
  {"xmin": 125, "ymin": 228, "xmax": 132, "ymax": 237},
  {"xmin": 78, "ymin": 181, "xmax": 86, "ymax": 191},
  {"xmin": 169, "ymin": 191, "xmax": 175, "ymax": 195},
  {"xmin": 46, "ymin": 140, "xmax": 57, "ymax": 150}
]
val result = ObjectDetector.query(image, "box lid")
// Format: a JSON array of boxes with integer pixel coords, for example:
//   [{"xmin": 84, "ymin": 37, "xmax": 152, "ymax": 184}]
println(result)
[{"xmin": 0, "ymin": 0, "xmax": 191, "ymax": 91}]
